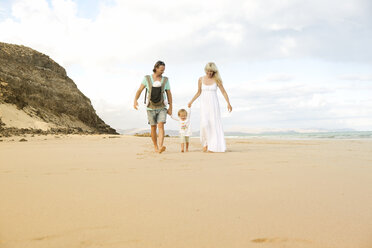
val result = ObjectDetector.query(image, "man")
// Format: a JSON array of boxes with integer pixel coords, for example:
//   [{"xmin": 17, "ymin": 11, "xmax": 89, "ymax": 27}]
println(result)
[{"xmin": 133, "ymin": 61, "xmax": 173, "ymax": 153}]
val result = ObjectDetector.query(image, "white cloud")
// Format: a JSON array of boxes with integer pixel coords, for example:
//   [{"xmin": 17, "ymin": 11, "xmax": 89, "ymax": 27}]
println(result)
[
  {"xmin": 339, "ymin": 74, "xmax": 372, "ymax": 81},
  {"xmin": 265, "ymin": 74, "xmax": 294, "ymax": 82},
  {"xmin": 1, "ymin": 0, "xmax": 372, "ymax": 131},
  {"xmin": 0, "ymin": 5, "xmax": 5, "ymax": 17},
  {"xmin": 2, "ymin": 0, "xmax": 372, "ymax": 64}
]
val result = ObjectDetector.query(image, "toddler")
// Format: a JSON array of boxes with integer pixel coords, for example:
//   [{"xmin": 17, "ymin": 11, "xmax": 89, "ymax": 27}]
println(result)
[{"xmin": 171, "ymin": 107, "xmax": 192, "ymax": 152}]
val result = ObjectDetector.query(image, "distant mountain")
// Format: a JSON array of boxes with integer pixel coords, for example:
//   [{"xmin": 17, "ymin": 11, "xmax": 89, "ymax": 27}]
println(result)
[
  {"xmin": 119, "ymin": 128, "xmax": 181, "ymax": 136},
  {"xmin": 0, "ymin": 42, "xmax": 117, "ymax": 136},
  {"xmin": 119, "ymin": 129, "xmax": 261, "ymax": 137}
]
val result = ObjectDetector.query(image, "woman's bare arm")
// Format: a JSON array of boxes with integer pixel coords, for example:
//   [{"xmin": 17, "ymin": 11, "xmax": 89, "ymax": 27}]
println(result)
[
  {"xmin": 188, "ymin": 78, "xmax": 202, "ymax": 108},
  {"xmin": 217, "ymin": 81, "xmax": 232, "ymax": 112}
]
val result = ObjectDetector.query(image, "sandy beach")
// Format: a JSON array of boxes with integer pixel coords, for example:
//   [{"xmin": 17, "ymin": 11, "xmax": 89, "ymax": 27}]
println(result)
[{"xmin": 1, "ymin": 134, "xmax": 371, "ymax": 248}]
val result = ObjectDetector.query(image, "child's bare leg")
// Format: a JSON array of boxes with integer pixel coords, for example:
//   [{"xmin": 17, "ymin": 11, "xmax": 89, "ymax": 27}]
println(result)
[
  {"xmin": 150, "ymin": 125, "xmax": 158, "ymax": 152},
  {"xmin": 186, "ymin": 142, "xmax": 189, "ymax": 152},
  {"xmin": 181, "ymin": 143, "xmax": 184, "ymax": 152}
]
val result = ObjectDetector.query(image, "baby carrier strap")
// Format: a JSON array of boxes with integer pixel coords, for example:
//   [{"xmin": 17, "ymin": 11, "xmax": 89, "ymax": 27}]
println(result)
[
  {"xmin": 144, "ymin": 75, "xmax": 152, "ymax": 104},
  {"xmin": 161, "ymin": 76, "xmax": 168, "ymax": 92},
  {"xmin": 145, "ymin": 75, "xmax": 153, "ymax": 88}
]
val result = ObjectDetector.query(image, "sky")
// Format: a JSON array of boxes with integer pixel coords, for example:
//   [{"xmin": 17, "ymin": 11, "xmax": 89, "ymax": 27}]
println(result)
[{"xmin": 0, "ymin": 0, "xmax": 371, "ymax": 132}]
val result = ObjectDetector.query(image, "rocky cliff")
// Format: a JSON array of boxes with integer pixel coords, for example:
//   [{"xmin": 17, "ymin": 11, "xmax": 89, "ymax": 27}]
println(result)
[{"xmin": 0, "ymin": 42, "xmax": 117, "ymax": 136}]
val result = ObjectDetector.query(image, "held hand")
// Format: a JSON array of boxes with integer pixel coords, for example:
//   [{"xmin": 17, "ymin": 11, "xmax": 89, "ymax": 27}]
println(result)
[
  {"xmin": 188, "ymin": 102, "xmax": 192, "ymax": 108},
  {"xmin": 227, "ymin": 104, "xmax": 232, "ymax": 112},
  {"xmin": 167, "ymin": 107, "xmax": 172, "ymax": 116},
  {"xmin": 134, "ymin": 101, "xmax": 139, "ymax": 110}
]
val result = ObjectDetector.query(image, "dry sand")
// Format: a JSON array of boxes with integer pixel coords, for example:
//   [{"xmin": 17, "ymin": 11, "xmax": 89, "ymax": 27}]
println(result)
[
  {"xmin": 0, "ymin": 103, "xmax": 54, "ymax": 130},
  {"xmin": 0, "ymin": 134, "xmax": 372, "ymax": 248}
]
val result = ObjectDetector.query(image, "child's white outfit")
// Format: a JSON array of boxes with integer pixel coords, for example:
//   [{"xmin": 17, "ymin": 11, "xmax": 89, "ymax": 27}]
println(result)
[{"xmin": 171, "ymin": 108, "xmax": 192, "ymax": 143}]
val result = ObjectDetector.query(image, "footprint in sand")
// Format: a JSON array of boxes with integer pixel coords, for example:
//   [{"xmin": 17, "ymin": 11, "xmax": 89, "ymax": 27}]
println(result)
[
  {"xmin": 32, "ymin": 234, "xmax": 60, "ymax": 241},
  {"xmin": 32, "ymin": 225, "xmax": 111, "ymax": 242},
  {"xmin": 251, "ymin": 237, "xmax": 312, "ymax": 244},
  {"xmin": 136, "ymin": 153, "xmax": 146, "ymax": 159}
]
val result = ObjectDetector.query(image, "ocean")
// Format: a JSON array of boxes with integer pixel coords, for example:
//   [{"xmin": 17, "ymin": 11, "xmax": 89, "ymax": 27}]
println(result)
[
  {"xmin": 121, "ymin": 129, "xmax": 372, "ymax": 140},
  {"xmin": 223, "ymin": 131, "xmax": 372, "ymax": 140}
]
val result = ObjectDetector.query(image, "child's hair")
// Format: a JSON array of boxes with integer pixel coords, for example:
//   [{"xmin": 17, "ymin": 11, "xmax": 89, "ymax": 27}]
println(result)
[{"xmin": 178, "ymin": 109, "xmax": 187, "ymax": 116}]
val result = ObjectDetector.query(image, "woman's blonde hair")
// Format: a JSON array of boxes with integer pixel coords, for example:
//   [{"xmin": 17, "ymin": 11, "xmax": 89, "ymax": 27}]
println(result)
[{"xmin": 204, "ymin": 62, "xmax": 222, "ymax": 84}]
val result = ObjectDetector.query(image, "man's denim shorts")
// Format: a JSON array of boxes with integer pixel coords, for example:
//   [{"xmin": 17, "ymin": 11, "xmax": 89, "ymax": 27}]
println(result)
[{"xmin": 147, "ymin": 108, "xmax": 167, "ymax": 125}]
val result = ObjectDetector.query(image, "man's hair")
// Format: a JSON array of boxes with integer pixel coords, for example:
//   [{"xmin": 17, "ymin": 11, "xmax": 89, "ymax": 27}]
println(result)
[
  {"xmin": 153, "ymin": 60, "xmax": 165, "ymax": 73},
  {"xmin": 178, "ymin": 109, "xmax": 187, "ymax": 116}
]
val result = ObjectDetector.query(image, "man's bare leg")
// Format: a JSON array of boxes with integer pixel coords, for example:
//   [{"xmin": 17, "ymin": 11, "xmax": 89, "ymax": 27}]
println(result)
[
  {"xmin": 150, "ymin": 125, "xmax": 159, "ymax": 152},
  {"xmin": 186, "ymin": 142, "xmax": 189, "ymax": 152},
  {"xmin": 158, "ymin": 122, "xmax": 166, "ymax": 153}
]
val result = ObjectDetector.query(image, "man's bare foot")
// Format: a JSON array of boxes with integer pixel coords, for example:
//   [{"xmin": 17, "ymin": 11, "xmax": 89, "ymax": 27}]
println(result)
[
  {"xmin": 186, "ymin": 149, "xmax": 189, "ymax": 152},
  {"xmin": 203, "ymin": 146, "xmax": 208, "ymax": 152},
  {"xmin": 154, "ymin": 147, "xmax": 159, "ymax": 153},
  {"xmin": 159, "ymin": 146, "xmax": 166, "ymax": 154}
]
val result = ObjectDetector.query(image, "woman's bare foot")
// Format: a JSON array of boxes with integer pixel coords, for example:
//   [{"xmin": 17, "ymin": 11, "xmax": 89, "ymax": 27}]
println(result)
[
  {"xmin": 203, "ymin": 146, "xmax": 208, "ymax": 152},
  {"xmin": 159, "ymin": 146, "xmax": 166, "ymax": 154},
  {"xmin": 181, "ymin": 149, "xmax": 184, "ymax": 153}
]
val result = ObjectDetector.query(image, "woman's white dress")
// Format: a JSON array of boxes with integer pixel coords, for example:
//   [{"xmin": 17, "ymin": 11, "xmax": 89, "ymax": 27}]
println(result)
[{"xmin": 200, "ymin": 78, "xmax": 226, "ymax": 152}]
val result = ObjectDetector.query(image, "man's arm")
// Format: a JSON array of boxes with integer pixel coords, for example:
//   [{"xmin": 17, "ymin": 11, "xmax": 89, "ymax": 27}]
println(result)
[
  {"xmin": 134, "ymin": 84, "xmax": 146, "ymax": 110},
  {"xmin": 166, "ymin": 89, "xmax": 173, "ymax": 115}
]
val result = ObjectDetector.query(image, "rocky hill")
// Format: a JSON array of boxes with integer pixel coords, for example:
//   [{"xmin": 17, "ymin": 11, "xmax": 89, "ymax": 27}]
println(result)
[{"xmin": 0, "ymin": 42, "xmax": 117, "ymax": 136}]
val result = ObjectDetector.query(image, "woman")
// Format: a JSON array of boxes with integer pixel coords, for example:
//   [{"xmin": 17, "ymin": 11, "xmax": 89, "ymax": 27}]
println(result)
[{"xmin": 188, "ymin": 62, "xmax": 232, "ymax": 152}]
